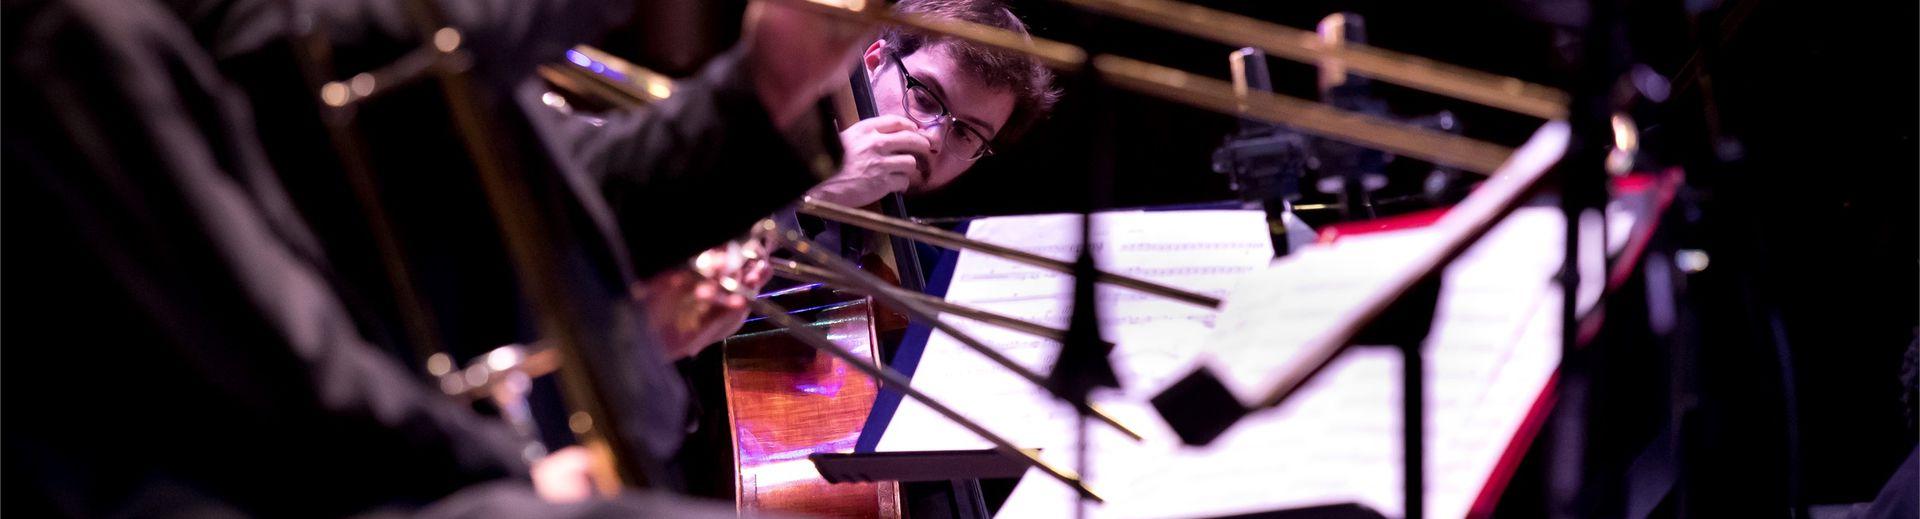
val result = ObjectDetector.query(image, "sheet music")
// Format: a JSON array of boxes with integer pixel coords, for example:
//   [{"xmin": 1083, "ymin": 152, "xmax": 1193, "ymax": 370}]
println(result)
[
  {"xmin": 874, "ymin": 124, "xmax": 1605, "ymax": 518},
  {"xmin": 874, "ymin": 210, "xmax": 1276, "ymax": 455},
  {"xmin": 973, "ymin": 207, "xmax": 1576, "ymax": 519},
  {"xmin": 1200, "ymin": 121, "xmax": 1570, "ymax": 408}
]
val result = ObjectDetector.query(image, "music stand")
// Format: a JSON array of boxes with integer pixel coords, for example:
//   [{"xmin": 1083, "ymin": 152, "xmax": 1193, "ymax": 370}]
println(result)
[{"xmin": 812, "ymin": 449, "xmax": 1035, "ymax": 519}]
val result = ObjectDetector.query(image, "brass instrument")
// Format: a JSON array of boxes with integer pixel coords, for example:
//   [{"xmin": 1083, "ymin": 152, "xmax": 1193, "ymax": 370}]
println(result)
[
  {"xmin": 769, "ymin": 258, "xmax": 1071, "ymax": 341},
  {"xmin": 554, "ymin": 0, "xmax": 1565, "ymax": 176},
  {"xmin": 295, "ymin": 0, "xmax": 666, "ymax": 494},
  {"xmin": 758, "ymin": 0, "xmax": 1563, "ymax": 175},
  {"xmin": 797, "ymin": 198, "xmax": 1223, "ymax": 308}
]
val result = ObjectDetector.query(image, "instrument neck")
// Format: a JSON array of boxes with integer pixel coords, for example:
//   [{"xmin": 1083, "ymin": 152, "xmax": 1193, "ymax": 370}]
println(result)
[
  {"xmin": 850, "ymin": 62, "xmax": 881, "ymax": 120},
  {"xmin": 846, "ymin": 63, "xmax": 928, "ymax": 293}
]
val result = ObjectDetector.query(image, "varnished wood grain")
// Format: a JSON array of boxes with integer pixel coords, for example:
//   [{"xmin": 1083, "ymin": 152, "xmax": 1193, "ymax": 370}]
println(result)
[{"xmin": 724, "ymin": 298, "xmax": 901, "ymax": 519}]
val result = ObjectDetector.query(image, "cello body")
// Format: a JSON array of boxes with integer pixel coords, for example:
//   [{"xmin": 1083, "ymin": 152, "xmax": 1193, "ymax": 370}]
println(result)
[
  {"xmin": 721, "ymin": 288, "xmax": 903, "ymax": 518},
  {"xmin": 717, "ymin": 56, "xmax": 919, "ymax": 519}
]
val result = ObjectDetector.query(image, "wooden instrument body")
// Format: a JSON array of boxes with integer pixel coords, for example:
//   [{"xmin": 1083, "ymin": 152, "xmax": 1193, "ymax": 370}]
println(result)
[
  {"xmin": 717, "ymin": 59, "xmax": 917, "ymax": 519},
  {"xmin": 721, "ymin": 289, "xmax": 903, "ymax": 518}
]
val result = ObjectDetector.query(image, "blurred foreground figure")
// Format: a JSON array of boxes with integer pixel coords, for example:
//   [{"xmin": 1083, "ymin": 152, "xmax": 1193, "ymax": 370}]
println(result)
[{"xmin": 1, "ymin": 0, "xmax": 864, "ymax": 515}]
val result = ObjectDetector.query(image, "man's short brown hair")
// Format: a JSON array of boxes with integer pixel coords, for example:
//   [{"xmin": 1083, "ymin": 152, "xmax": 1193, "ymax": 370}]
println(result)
[{"xmin": 879, "ymin": 0, "xmax": 1061, "ymax": 145}]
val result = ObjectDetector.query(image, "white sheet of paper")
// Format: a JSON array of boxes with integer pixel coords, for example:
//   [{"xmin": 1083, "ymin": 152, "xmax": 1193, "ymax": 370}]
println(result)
[
  {"xmin": 979, "ymin": 207, "xmax": 1572, "ymax": 519},
  {"xmin": 874, "ymin": 210, "xmax": 1276, "ymax": 456},
  {"xmin": 874, "ymin": 123, "xmax": 1623, "ymax": 518}
]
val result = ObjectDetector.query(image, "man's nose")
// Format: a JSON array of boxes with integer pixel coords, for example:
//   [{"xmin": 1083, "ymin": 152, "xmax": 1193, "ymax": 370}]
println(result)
[{"xmin": 915, "ymin": 124, "xmax": 943, "ymax": 156}]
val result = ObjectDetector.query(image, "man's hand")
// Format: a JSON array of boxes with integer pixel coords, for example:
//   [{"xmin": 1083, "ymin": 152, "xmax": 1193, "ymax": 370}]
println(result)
[
  {"xmin": 531, "ymin": 446, "xmax": 597, "ymax": 503},
  {"xmin": 742, "ymin": 0, "xmax": 871, "ymax": 129},
  {"xmin": 807, "ymin": 115, "xmax": 932, "ymax": 207},
  {"xmin": 636, "ymin": 243, "xmax": 772, "ymax": 359}
]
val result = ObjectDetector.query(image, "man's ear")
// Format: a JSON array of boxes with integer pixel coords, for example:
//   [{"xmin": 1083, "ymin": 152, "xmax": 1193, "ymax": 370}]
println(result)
[{"xmin": 862, "ymin": 39, "xmax": 889, "ymax": 75}]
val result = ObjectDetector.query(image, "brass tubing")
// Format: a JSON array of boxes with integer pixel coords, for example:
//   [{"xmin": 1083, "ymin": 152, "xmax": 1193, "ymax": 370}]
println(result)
[{"xmin": 799, "ymin": 198, "xmax": 1224, "ymax": 309}]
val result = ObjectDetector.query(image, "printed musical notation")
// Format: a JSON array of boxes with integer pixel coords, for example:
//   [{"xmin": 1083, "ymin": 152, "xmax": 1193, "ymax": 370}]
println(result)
[
  {"xmin": 978, "ymin": 208, "xmax": 1577, "ymax": 519},
  {"xmin": 874, "ymin": 210, "xmax": 1275, "ymax": 452},
  {"xmin": 875, "ymin": 124, "xmax": 1591, "ymax": 519}
]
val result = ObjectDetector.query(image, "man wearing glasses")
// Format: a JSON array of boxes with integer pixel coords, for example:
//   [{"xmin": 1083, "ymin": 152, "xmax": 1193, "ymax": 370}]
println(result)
[
  {"xmin": 655, "ymin": 2, "xmax": 1058, "ymax": 502},
  {"xmin": 808, "ymin": 0, "xmax": 1062, "ymax": 207},
  {"xmin": 578, "ymin": 0, "xmax": 1059, "ymax": 367}
]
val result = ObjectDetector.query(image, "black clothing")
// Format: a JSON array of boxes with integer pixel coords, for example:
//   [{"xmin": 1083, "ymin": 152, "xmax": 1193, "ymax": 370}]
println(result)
[
  {"xmin": 2, "ymin": 0, "xmax": 835, "ymax": 515},
  {"xmin": 176, "ymin": 0, "xmax": 836, "ymax": 468},
  {"xmin": 4, "ymin": 0, "xmax": 527, "ymax": 513}
]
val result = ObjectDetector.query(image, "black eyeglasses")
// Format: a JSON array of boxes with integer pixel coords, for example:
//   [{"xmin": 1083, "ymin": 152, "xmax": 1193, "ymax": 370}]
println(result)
[{"xmin": 889, "ymin": 53, "xmax": 995, "ymax": 161}]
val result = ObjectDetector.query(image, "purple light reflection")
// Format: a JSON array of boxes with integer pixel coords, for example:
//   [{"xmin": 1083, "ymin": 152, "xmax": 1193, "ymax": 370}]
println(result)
[
  {"xmin": 792, "ymin": 363, "xmax": 850, "ymax": 396},
  {"xmin": 563, "ymin": 50, "xmax": 631, "ymax": 82}
]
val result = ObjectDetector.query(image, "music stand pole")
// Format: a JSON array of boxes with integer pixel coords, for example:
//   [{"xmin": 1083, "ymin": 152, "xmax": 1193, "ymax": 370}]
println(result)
[
  {"xmin": 1550, "ymin": 0, "xmax": 1628, "ymax": 514},
  {"xmin": 1047, "ymin": 8, "xmax": 1123, "ymax": 518},
  {"xmin": 1353, "ymin": 277, "xmax": 1443, "ymax": 519}
]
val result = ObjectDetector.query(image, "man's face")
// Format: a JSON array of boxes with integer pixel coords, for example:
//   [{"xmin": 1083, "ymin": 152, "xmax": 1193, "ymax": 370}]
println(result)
[{"xmin": 864, "ymin": 40, "xmax": 1018, "ymax": 192}]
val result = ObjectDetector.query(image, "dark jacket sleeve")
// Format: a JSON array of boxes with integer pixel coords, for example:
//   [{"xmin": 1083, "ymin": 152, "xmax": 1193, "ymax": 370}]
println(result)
[
  {"xmin": 167, "ymin": 0, "xmax": 628, "ymax": 89},
  {"xmin": 3, "ymin": 0, "xmax": 531, "ymax": 515},
  {"xmin": 167, "ymin": 0, "xmax": 840, "ymax": 278},
  {"xmin": 528, "ymin": 48, "xmax": 843, "ymax": 277}
]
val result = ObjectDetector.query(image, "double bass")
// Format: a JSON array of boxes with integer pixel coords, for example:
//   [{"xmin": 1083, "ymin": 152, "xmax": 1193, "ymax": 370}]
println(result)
[
  {"xmin": 538, "ymin": 44, "xmax": 926, "ymax": 517},
  {"xmin": 712, "ymin": 63, "xmax": 923, "ymax": 518}
]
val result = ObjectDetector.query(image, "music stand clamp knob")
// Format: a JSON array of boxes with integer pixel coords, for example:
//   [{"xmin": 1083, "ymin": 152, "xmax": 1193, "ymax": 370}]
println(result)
[{"xmin": 1151, "ymin": 369, "xmax": 1251, "ymax": 446}]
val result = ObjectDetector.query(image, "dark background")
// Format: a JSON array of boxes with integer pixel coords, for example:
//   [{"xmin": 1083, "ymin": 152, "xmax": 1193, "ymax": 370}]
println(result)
[{"xmin": 599, "ymin": 0, "xmax": 1917, "ymax": 512}]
